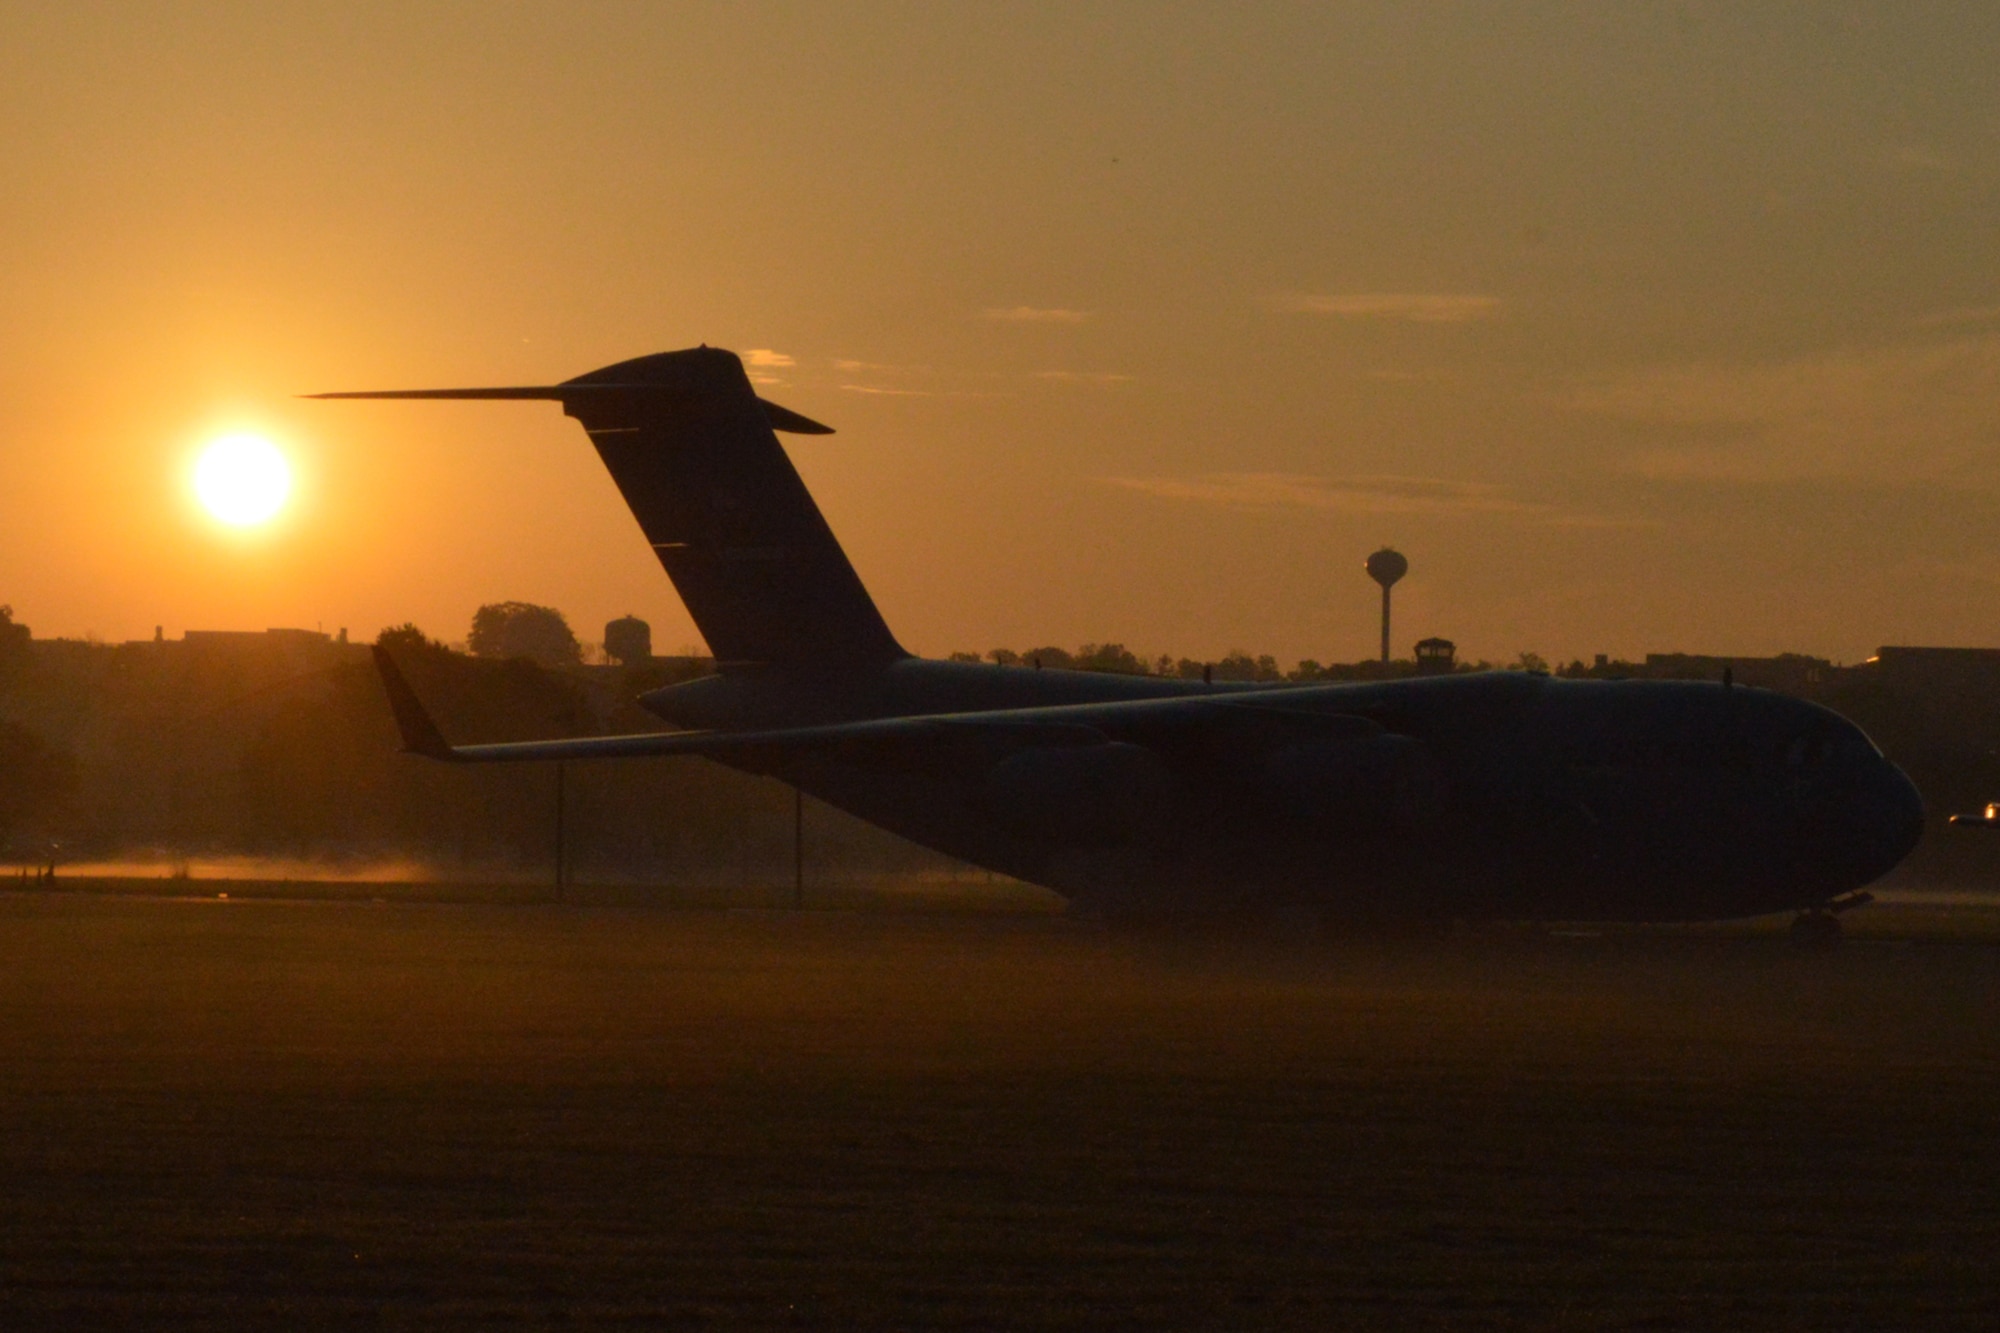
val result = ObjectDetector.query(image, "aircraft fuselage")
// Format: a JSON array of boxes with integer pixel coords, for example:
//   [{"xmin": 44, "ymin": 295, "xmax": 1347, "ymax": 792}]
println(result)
[
  {"xmin": 642, "ymin": 661, "xmax": 1925, "ymax": 922},
  {"xmin": 330, "ymin": 345, "xmax": 1924, "ymax": 926}
]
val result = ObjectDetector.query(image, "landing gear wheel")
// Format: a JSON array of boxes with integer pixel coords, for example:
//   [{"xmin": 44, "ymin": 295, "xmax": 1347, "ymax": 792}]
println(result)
[{"xmin": 1789, "ymin": 910, "xmax": 1843, "ymax": 950}]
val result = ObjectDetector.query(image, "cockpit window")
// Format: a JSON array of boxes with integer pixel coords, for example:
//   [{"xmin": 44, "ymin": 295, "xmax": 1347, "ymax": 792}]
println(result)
[{"xmin": 1783, "ymin": 728, "xmax": 1860, "ymax": 767}]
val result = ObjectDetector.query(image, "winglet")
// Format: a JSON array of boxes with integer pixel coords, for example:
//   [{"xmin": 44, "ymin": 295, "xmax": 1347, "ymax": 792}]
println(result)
[{"xmin": 370, "ymin": 645, "xmax": 459, "ymax": 761}]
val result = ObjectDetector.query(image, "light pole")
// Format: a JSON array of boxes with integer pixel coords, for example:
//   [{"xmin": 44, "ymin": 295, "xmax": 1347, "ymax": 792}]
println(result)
[{"xmin": 553, "ymin": 762, "xmax": 566, "ymax": 903}]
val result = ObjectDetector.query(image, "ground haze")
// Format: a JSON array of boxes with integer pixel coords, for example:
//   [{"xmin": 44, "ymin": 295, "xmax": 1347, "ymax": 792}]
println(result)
[{"xmin": 0, "ymin": 893, "xmax": 1995, "ymax": 1327}]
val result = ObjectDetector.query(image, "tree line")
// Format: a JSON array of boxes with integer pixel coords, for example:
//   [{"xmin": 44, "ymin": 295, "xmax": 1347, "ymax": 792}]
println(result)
[{"xmin": 2, "ymin": 599, "xmax": 1999, "ymax": 887}]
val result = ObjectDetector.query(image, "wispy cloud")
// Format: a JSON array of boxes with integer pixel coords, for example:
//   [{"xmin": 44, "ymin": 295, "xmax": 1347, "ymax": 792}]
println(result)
[
  {"xmin": 839, "ymin": 384, "xmax": 932, "ymax": 396},
  {"xmin": 1109, "ymin": 472, "xmax": 1528, "ymax": 517},
  {"xmin": 1560, "ymin": 334, "xmax": 2000, "ymax": 484},
  {"xmin": 1269, "ymin": 292, "xmax": 1501, "ymax": 323},
  {"xmin": 832, "ymin": 358, "xmax": 925, "ymax": 373},
  {"xmin": 1914, "ymin": 304, "xmax": 2000, "ymax": 329},
  {"xmin": 1034, "ymin": 370, "xmax": 1134, "ymax": 385},
  {"xmin": 983, "ymin": 306, "xmax": 1092, "ymax": 324},
  {"xmin": 1887, "ymin": 143, "xmax": 1953, "ymax": 173},
  {"xmin": 1105, "ymin": 471, "xmax": 1651, "ymax": 528},
  {"xmin": 1540, "ymin": 510, "xmax": 1666, "ymax": 530},
  {"xmin": 741, "ymin": 348, "xmax": 795, "ymax": 385}
]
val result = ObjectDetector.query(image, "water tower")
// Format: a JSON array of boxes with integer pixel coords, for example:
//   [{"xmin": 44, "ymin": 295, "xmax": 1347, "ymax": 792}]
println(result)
[
  {"xmin": 603, "ymin": 614, "xmax": 652, "ymax": 667},
  {"xmin": 1364, "ymin": 548, "xmax": 1408, "ymax": 664}
]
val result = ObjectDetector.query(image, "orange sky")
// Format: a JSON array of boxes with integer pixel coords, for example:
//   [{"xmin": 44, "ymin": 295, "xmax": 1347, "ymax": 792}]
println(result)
[{"xmin": 4, "ymin": 3, "xmax": 1999, "ymax": 666}]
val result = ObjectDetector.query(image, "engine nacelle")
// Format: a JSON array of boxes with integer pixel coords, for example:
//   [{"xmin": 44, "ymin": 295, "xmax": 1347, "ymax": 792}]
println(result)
[{"xmin": 983, "ymin": 742, "xmax": 1176, "ymax": 845}]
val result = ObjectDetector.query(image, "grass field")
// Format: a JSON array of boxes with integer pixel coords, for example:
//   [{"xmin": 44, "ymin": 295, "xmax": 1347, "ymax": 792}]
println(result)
[{"xmin": 0, "ymin": 890, "xmax": 1995, "ymax": 1328}]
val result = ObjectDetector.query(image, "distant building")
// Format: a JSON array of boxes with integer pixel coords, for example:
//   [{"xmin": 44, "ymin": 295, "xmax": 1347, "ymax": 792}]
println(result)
[
  {"xmin": 1861, "ymin": 647, "xmax": 2000, "ymax": 736},
  {"xmin": 1642, "ymin": 652, "xmax": 1832, "ymax": 696},
  {"xmin": 1867, "ymin": 645, "xmax": 2000, "ymax": 684},
  {"xmin": 23, "ymin": 626, "xmax": 373, "ymax": 669},
  {"xmin": 173, "ymin": 628, "xmax": 359, "ymax": 664},
  {"xmin": 180, "ymin": 627, "xmax": 329, "ymax": 649}
]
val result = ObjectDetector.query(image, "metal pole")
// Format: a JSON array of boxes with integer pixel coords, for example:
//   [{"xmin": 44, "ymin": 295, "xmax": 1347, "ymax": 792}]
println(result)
[
  {"xmin": 554, "ymin": 762, "xmax": 566, "ymax": 902},
  {"xmin": 1380, "ymin": 584, "xmax": 1392, "ymax": 664},
  {"xmin": 793, "ymin": 785, "xmax": 804, "ymax": 910}
]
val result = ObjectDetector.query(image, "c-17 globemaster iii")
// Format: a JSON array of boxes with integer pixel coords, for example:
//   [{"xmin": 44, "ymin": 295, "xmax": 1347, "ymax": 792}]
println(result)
[{"xmin": 316, "ymin": 345, "xmax": 1922, "ymax": 942}]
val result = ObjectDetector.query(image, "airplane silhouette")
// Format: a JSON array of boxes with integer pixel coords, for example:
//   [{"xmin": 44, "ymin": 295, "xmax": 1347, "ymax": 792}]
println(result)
[{"xmin": 317, "ymin": 346, "xmax": 1922, "ymax": 938}]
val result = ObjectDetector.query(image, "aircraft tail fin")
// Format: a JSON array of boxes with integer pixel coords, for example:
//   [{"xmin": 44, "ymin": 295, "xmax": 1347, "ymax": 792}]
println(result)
[{"xmin": 317, "ymin": 347, "xmax": 904, "ymax": 672}]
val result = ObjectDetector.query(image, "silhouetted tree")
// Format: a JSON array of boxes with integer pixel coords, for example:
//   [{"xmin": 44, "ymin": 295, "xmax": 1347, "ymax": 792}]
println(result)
[
  {"xmin": 1072, "ymin": 643, "xmax": 1148, "ymax": 675},
  {"xmin": 946, "ymin": 651, "xmax": 982, "ymax": 664},
  {"xmin": 375, "ymin": 623, "xmax": 453, "ymax": 660},
  {"xmin": 468, "ymin": 602, "xmax": 582, "ymax": 668},
  {"xmin": 1212, "ymin": 651, "xmax": 1282, "ymax": 682},
  {"xmin": 0, "ymin": 720, "xmax": 75, "ymax": 850}
]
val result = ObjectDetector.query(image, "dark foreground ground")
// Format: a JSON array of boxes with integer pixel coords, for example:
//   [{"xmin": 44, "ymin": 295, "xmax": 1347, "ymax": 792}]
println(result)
[{"xmin": 0, "ymin": 893, "xmax": 1995, "ymax": 1329}]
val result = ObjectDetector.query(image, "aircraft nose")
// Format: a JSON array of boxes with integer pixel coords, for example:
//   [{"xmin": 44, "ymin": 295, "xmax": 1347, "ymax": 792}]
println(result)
[
  {"xmin": 1844, "ymin": 759, "xmax": 1925, "ymax": 886},
  {"xmin": 1884, "ymin": 761, "xmax": 1926, "ymax": 865},
  {"xmin": 1797, "ymin": 753, "xmax": 1923, "ymax": 891}
]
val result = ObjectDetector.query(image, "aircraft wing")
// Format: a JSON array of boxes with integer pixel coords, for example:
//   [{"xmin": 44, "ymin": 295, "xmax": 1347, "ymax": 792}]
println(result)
[
  {"xmin": 372, "ymin": 648, "xmax": 1381, "ymax": 765},
  {"xmin": 371, "ymin": 646, "xmax": 1109, "ymax": 763}
]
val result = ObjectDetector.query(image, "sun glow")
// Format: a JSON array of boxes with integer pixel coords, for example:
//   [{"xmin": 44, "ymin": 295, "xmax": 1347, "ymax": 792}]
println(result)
[{"xmin": 193, "ymin": 433, "xmax": 292, "ymax": 527}]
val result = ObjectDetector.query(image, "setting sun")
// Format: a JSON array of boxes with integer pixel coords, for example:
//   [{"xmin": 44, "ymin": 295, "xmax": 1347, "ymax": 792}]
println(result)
[{"xmin": 193, "ymin": 433, "xmax": 291, "ymax": 527}]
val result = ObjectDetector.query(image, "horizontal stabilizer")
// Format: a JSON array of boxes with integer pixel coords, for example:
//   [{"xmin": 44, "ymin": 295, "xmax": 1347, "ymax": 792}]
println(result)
[
  {"xmin": 756, "ymin": 398, "xmax": 838, "ymax": 435},
  {"xmin": 307, "ymin": 385, "xmax": 834, "ymax": 434}
]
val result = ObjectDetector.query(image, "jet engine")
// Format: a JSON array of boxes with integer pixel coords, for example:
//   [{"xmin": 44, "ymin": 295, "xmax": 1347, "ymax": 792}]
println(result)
[{"xmin": 982, "ymin": 742, "xmax": 1177, "ymax": 845}]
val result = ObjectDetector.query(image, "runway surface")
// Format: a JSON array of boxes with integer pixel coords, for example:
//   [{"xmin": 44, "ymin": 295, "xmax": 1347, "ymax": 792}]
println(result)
[{"xmin": 0, "ymin": 891, "xmax": 1995, "ymax": 1328}]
